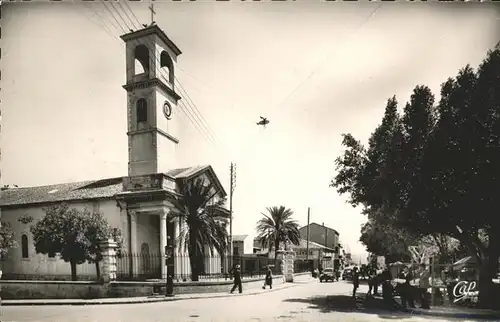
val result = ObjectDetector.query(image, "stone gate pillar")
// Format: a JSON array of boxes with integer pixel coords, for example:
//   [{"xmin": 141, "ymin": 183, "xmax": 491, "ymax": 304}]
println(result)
[
  {"xmin": 100, "ymin": 239, "xmax": 118, "ymax": 283},
  {"xmin": 284, "ymin": 250, "xmax": 295, "ymax": 282}
]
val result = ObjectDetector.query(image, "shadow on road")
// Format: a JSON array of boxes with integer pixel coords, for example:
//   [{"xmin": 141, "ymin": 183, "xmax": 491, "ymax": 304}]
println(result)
[{"xmin": 283, "ymin": 294, "xmax": 459, "ymax": 321}]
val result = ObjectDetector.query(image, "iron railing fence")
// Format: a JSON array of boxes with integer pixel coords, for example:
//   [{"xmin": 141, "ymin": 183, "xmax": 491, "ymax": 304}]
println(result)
[
  {"xmin": 0, "ymin": 253, "xmax": 285, "ymax": 282},
  {"xmin": 116, "ymin": 253, "xmax": 283, "ymax": 282}
]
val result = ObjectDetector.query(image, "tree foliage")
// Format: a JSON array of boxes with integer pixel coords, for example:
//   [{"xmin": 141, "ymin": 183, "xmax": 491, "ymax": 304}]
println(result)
[
  {"xmin": 174, "ymin": 177, "xmax": 229, "ymax": 281},
  {"xmin": 0, "ymin": 220, "xmax": 17, "ymax": 258},
  {"xmin": 255, "ymin": 206, "xmax": 301, "ymax": 261},
  {"xmin": 332, "ymin": 49, "xmax": 500, "ymax": 308},
  {"xmin": 359, "ymin": 219, "xmax": 414, "ymax": 264},
  {"xmin": 30, "ymin": 203, "xmax": 122, "ymax": 281}
]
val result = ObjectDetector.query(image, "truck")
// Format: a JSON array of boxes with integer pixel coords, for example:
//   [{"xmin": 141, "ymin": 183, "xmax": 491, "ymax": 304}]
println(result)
[{"xmin": 319, "ymin": 254, "xmax": 335, "ymax": 283}]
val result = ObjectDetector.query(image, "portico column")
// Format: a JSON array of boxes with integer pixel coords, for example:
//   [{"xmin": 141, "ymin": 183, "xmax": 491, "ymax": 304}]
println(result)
[
  {"xmin": 173, "ymin": 218, "xmax": 180, "ymax": 279},
  {"xmin": 129, "ymin": 210, "xmax": 138, "ymax": 277},
  {"xmin": 160, "ymin": 211, "xmax": 168, "ymax": 279}
]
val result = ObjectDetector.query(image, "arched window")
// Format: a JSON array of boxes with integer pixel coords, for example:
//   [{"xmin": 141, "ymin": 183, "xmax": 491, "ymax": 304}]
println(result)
[
  {"xmin": 136, "ymin": 98, "xmax": 147, "ymax": 124},
  {"xmin": 21, "ymin": 234, "xmax": 29, "ymax": 258},
  {"xmin": 160, "ymin": 51, "xmax": 174, "ymax": 85},
  {"xmin": 134, "ymin": 45, "xmax": 150, "ymax": 75}
]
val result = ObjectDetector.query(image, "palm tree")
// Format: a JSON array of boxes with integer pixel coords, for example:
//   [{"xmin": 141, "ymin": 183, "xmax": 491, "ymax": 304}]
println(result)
[
  {"xmin": 255, "ymin": 206, "xmax": 301, "ymax": 262},
  {"xmin": 173, "ymin": 177, "xmax": 228, "ymax": 281}
]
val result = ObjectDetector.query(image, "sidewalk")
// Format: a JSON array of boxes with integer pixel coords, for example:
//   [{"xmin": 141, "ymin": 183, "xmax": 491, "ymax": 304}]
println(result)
[{"xmin": 1, "ymin": 279, "xmax": 311, "ymax": 306}]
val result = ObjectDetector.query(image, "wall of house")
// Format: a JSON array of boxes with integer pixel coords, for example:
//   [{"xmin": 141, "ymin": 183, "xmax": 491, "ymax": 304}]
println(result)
[
  {"xmin": 243, "ymin": 237, "xmax": 253, "ymax": 255},
  {"xmin": 233, "ymin": 241, "xmax": 244, "ymax": 256},
  {"xmin": 0, "ymin": 200, "xmax": 126, "ymax": 280},
  {"xmin": 294, "ymin": 248, "xmax": 321, "ymax": 261},
  {"xmin": 300, "ymin": 225, "xmax": 339, "ymax": 250}
]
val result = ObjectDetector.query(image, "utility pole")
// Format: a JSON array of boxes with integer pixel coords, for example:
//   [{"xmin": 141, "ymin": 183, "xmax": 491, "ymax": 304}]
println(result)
[
  {"xmin": 323, "ymin": 222, "xmax": 328, "ymax": 249},
  {"xmin": 229, "ymin": 162, "xmax": 236, "ymax": 269},
  {"xmin": 306, "ymin": 208, "xmax": 310, "ymax": 261}
]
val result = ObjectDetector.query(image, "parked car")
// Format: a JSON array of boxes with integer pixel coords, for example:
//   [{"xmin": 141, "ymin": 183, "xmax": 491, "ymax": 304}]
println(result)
[
  {"xmin": 342, "ymin": 268, "xmax": 353, "ymax": 280},
  {"xmin": 320, "ymin": 268, "xmax": 335, "ymax": 283}
]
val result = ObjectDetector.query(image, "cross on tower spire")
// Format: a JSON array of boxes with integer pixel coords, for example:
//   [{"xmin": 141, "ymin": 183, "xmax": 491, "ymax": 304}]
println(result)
[{"xmin": 149, "ymin": 2, "xmax": 156, "ymax": 26}]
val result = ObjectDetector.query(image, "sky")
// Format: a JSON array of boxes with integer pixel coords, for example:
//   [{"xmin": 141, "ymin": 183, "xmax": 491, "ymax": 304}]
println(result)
[{"xmin": 2, "ymin": 1, "xmax": 499, "ymax": 263}]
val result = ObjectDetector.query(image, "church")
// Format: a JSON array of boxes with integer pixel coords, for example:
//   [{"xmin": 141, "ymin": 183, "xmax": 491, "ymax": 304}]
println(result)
[{"xmin": 0, "ymin": 23, "xmax": 230, "ymax": 281}]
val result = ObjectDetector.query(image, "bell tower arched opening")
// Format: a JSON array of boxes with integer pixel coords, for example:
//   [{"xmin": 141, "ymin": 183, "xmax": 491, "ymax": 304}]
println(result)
[
  {"xmin": 134, "ymin": 45, "xmax": 150, "ymax": 76},
  {"xmin": 160, "ymin": 51, "xmax": 174, "ymax": 86}
]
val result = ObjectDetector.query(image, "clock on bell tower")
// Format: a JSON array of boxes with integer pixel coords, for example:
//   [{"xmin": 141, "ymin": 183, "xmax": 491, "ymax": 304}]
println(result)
[{"xmin": 121, "ymin": 25, "xmax": 182, "ymax": 176}]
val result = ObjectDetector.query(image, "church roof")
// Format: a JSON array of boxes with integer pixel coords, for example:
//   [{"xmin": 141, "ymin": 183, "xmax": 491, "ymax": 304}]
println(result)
[
  {"xmin": 0, "ymin": 165, "xmax": 226, "ymax": 208},
  {"xmin": 232, "ymin": 234, "xmax": 248, "ymax": 242},
  {"xmin": 0, "ymin": 178, "xmax": 123, "ymax": 207}
]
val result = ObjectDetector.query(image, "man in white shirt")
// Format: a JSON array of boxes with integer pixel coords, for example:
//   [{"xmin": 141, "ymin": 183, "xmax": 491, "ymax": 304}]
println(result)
[{"xmin": 417, "ymin": 263, "xmax": 431, "ymax": 309}]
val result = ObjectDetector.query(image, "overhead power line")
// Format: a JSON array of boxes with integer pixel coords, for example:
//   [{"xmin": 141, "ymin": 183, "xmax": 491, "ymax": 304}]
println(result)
[{"xmin": 267, "ymin": 3, "xmax": 383, "ymax": 120}]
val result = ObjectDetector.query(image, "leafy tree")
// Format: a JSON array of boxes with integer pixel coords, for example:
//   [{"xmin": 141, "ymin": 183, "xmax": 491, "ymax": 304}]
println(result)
[
  {"xmin": 255, "ymin": 206, "xmax": 301, "ymax": 262},
  {"xmin": 332, "ymin": 49, "xmax": 500, "ymax": 308},
  {"xmin": 174, "ymin": 177, "xmax": 228, "ymax": 282},
  {"xmin": 418, "ymin": 234, "xmax": 467, "ymax": 265},
  {"xmin": 86, "ymin": 212, "xmax": 124, "ymax": 280},
  {"xmin": 0, "ymin": 220, "xmax": 17, "ymax": 258},
  {"xmin": 360, "ymin": 220, "xmax": 413, "ymax": 264},
  {"xmin": 30, "ymin": 203, "xmax": 122, "ymax": 281}
]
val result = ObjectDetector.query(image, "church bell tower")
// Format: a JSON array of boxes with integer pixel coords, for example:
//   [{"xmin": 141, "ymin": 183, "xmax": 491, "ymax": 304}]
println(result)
[{"xmin": 120, "ymin": 24, "xmax": 182, "ymax": 176}]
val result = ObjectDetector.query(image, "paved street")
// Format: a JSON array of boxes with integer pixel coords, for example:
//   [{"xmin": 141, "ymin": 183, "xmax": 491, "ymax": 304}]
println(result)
[{"xmin": 1, "ymin": 281, "xmax": 476, "ymax": 322}]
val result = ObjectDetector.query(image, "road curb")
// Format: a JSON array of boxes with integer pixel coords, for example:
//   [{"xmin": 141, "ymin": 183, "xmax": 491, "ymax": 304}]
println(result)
[
  {"xmin": 368, "ymin": 295, "xmax": 500, "ymax": 320},
  {"xmin": 405, "ymin": 308, "xmax": 500, "ymax": 320},
  {"xmin": 0, "ymin": 280, "xmax": 311, "ymax": 306}
]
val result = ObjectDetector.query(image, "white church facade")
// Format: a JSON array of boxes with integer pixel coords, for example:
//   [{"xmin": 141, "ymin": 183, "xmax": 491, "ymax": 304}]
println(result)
[{"xmin": 0, "ymin": 24, "xmax": 229, "ymax": 281}]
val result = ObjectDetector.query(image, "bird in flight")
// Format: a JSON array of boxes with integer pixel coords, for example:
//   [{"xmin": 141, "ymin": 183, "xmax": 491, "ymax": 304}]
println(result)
[{"xmin": 256, "ymin": 116, "xmax": 270, "ymax": 128}]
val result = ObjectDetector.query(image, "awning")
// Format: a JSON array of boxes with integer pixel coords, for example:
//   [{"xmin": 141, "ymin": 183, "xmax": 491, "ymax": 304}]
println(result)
[{"xmin": 452, "ymin": 256, "xmax": 476, "ymax": 271}]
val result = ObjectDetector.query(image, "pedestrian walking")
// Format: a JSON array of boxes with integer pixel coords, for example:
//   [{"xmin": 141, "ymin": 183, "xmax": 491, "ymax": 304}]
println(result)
[
  {"xmin": 262, "ymin": 266, "xmax": 273, "ymax": 289},
  {"xmin": 379, "ymin": 268, "xmax": 398, "ymax": 308},
  {"xmin": 367, "ymin": 270, "xmax": 378, "ymax": 296},
  {"xmin": 335, "ymin": 270, "xmax": 340, "ymax": 282},
  {"xmin": 230, "ymin": 264, "xmax": 243, "ymax": 294},
  {"xmin": 398, "ymin": 266, "xmax": 415, "ymax": 308},
  {"xmin": 373, "ymin": 268, "xmax": 384, "ymax": 295},
  {"xmin": 417, "ymin": 263, "xmax": 431, "ymax": 309},
  {"xmin": 352, "ymin": 266, "xmax": 360, "ymax": 299}
]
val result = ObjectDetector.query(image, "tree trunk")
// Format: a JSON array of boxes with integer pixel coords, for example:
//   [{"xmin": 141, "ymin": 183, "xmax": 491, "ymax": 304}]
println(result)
[
  {"xmin": 274, "ymin": 236, "xmax": 280, "ymax": 266},
  {"xmin": 70, "ymin": 259, "xmax": 77, "ymax": 281},
  {"xmin": 189, "ymin": 254, "xmax": 199, "ymax": 281},
  {"xmin": 475, "ymin": 231, "xmax": 500, "ymax": 309},
  {"xmin": 189, "ymin": 233, "xmax": 200, "ymax": 281},
  {"xmin": 477, "ymin": 254, "xmax": 497, "ymax": 309},
  {"xmin": 95, "ymin": 261, "xmax": 101, "ymax": 281}
]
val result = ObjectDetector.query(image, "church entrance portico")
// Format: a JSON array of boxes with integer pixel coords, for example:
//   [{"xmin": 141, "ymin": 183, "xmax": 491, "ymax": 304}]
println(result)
[
  {"xmin": 126, "ymin": 204, "xmax": 181, "ymax": 280},
  {"xmin": 117, "ymin": 174, "xmax": 182, "ymax": 280}
]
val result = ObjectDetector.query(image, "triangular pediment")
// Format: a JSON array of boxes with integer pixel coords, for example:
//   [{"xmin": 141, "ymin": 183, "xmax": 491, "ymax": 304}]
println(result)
[{"xmin": 165, "ymin": 165, "xmax": 227, "ymax": 199}]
